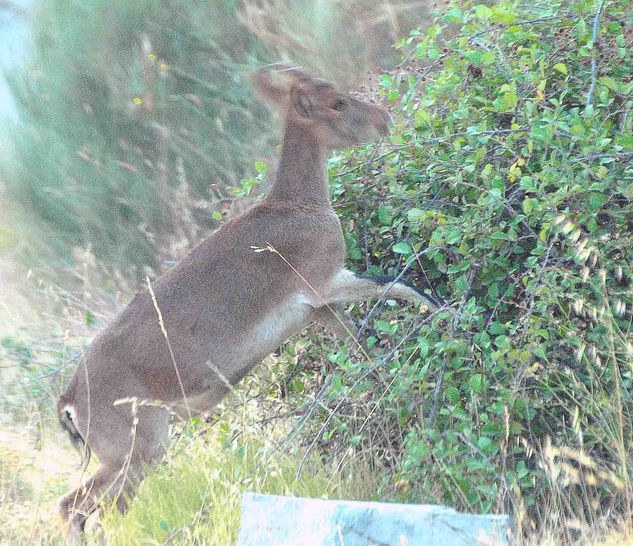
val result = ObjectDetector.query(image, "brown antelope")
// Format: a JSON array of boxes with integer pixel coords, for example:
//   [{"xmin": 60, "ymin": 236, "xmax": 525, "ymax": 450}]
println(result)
[{"xmin": 57, "ymin": 65, "xmax": 441, "ymax": 541}]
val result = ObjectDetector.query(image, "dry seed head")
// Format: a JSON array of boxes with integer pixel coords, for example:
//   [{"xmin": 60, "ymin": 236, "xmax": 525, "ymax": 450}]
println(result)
[
  {"xmin": 598, "ymin": 469, "xmax": 625, "ymax": 489},
  {"xmin": 576, "ymin": 341, "xmax": 586, "ymax": 362},
  {"xmin": 521, "ymin": 437, "xmax": 534, "ymax": 458},
  {"xmin": 569, "ymin": 228, "xmax": 581, "ymax": 243},
  {"xmin": 553, "ymin": 214, "xmax": 567, "ymax": 226},
  {"xmin": 576, "ymin": 247, "xmax": 592, "ymax": 263},
  {"xmin": 562, "ymin": 221, "xmax": 575, "ymax": 234},
  {"xmin": 615, "ymin": 299, "xmax": 625, "ymax": 317},
  {"xmin": 599, "ymin": 268, "xmax": 607, "ymax": 285},
  {"xmin": 573, "ymin": 298, "xmax": 584, "ymax": 315},
  {"xmin": 571, "ymin": 405, "xmax": 579, "ymax": 431},
  {"xmin": 559, "ymin": 462, "xmax": 580, "ymax": 486},
  {"xmin": 576, "ymin": 237, "xmax": 588, "ymax": 254},
  {"xmin": 590, "ymin": 305, "xmax": 597, "ymax": 321},
  {"xmin": 581, "ymin": 266, "xmax": 590, "ymax": 282},
  {"xmin": 615, "ymin": 265, "xmax": 622, "ymax": 282},
  {"xmin": 600, "ymin": 304, "xmax": 608, "ymax": 319}
]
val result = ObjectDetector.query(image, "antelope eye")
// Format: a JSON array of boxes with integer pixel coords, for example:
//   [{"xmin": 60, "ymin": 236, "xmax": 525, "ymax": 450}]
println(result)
[{"xmin": 331, "ymin": 100, "xmax": 346, "ymax": 111}]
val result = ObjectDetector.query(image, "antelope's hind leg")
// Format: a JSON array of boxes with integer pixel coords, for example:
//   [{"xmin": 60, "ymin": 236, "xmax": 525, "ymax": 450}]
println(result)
[
  {"xmin": 59, "ymin": 403, "xmax": 170, "ymax": 541},
  {"xmin": 312, "ymin": 304, "xmax": 371, "ymax": 356},
  {"xmin": 321, "ymin": 270, "xmax": 442, "ymax": 310}
]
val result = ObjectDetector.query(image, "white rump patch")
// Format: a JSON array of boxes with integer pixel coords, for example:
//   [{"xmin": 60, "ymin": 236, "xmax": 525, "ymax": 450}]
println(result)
[{"xmin": 62, "ymin": 405, "xmax": 76, "ymax": 422}]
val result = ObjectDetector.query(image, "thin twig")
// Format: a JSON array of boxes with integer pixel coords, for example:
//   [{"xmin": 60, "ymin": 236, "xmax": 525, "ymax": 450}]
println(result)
[
  {"xmin": 470, "ymin": 38, "xmax": 512, "ymax": 84},
  {"xmin": 355, "ymin": 246, "xmax": 441, "ymax": 341},
  {"xmin": 517, "ymin": 239, "xmax": 556, "ymax": 350},
  {"xmin": 326, "ymin": 344, "xmax": 423, "ymax": 487},
  {"xmin": 428, "ymin": 265, "xmax": 479, "ymax": 429},
  {"xmin": 31, "ymin": 351, "xmax": 82, "ymax": 381},
  {"xmin": 146, "ymin": 276, "xmax": 192, "ymax": 421},
  {"xmin": 269, "ymin": 306, "xmax": 446, "ymax": 468},
  {"xmin": 468, "ymin": 13, "xmax": 578, "ymax": 42},
  {"xmin": 573, "ymin": 151, "xmax": 633, "ymax": 164},
  {"xmin": 585, "ymin": 0, "xmax": 607, "ymax": 111},
  {"xmin": 295, "ymin": 307, "xmax": 447, "ymax": 478},
  {"xmin": 334, "ymin": 128, "xmax": 532, "ymax": 178}
]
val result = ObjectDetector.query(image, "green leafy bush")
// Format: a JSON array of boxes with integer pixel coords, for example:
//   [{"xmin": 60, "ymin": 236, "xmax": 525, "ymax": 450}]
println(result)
[{"xmin": 286, "ymin": 0, "xmax": 633, "ymax": 535}]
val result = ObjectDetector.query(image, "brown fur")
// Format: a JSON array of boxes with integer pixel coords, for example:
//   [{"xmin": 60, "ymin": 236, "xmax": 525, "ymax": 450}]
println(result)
[{"xmin": 57, "ymin": 65, "xmax": 439, "ymax": 542}]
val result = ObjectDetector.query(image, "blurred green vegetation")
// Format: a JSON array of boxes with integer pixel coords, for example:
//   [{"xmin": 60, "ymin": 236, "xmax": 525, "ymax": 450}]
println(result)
[
  {"xmin": 0, "ymin": 0, "xmax": 433, "ymax": 281},
  {"xmin": 2, "ymin": 0, "xmax": 270, "ymax": 277}
]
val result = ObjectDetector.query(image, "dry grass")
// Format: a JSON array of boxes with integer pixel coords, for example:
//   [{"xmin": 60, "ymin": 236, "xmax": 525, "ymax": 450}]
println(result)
[{"xmin": 0, "ymin": 425, "xmax": 78, "ymax": 545}]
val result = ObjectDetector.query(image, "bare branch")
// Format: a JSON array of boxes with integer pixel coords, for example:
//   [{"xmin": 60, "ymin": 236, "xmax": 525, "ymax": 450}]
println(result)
[
  {"xmin": 585, "ymin": 0, "xmax": 607, "ymax": 111},
  {"xmin": 428, "ymin": 264, "xmax": 479, "ymax": 429}
]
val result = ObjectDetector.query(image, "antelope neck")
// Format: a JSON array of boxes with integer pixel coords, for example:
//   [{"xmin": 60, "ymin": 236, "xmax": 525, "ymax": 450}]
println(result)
[{"xmin": 268, "ymin": 121, "xmax": 331, "ymax": 207}]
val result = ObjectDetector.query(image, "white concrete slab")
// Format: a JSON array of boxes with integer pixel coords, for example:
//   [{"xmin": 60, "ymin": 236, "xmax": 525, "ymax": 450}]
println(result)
[{"xmin": 236, "ymin": 493, "xmax": 512, "ymax": 546}]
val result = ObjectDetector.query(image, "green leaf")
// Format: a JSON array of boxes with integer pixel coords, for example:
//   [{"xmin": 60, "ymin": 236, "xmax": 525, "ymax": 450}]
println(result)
[
  {"xmin": 490, "ymin": 6, "xmax": 517, "ymax": 24},
  {"xmin": 489, "ymin": 322, "xmax": 506, "ymax": 335},
  {"xmin": 445, "ymin": 385, "xmax": 460, "ymax": 403},
  {"xmin": 522, "ymin": 198, "xmax": 536, "ymax": 214},
  {"xmin": 469, "ymin": 373, "xmax": 484, "ymax": 393},
  {"xmin": 481, "ymin": 51, "xmax": 496, "ymax": 66},
  {"xmin": 85, "ymin": 310, "xmax": 96, "ymax": 326},
  {"xmin": 378, "ymin": 205, "xmax": 393, "ymax": 225},
  {"xmin": 407, "ymin": 208, "xmax": 425, "ymax": 222},
  {"xmin": 502, "ymin": 92, "xmax": 518, "ymax": 109},
  {"xmin": 598, "ymin": 76, "xmax": 619, "ymax": 92},
  {"xmin": 418, "ymin": 338, "xmax": 429, "ymax": 358},
  {"xmin": 477, "ymin": 436, "xmax": 492, "ymax": 450},
  {"xmin": 616, "ymin": 135, "xmax": 633, "ymax": 150},
  {"xmin": 379, "ymin": 74, "xmax": 394, "ymax": 89},
  {"xmin": 393, "ymin": 241, "xmax": 412, "ymax": 254},
  {"xmin": 415, "ymin": 109, "xmax": 430, "ymax": 124},
  {"xmin": 473, "ymin": 4, "xmax": 493, "ymax": 19},
  {"xmin": 552, "ymin": 63, "xmax": 568, "ymax": 75}
]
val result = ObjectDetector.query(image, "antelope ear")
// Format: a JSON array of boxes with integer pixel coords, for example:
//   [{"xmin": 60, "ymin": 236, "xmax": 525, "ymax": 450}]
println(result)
[
  {"xmin": 248, "ymin": 69, "xmax": 288, "ymax": 109},
  {"xmin": 290, "ymin": 85, "xmax": 316, "ymax": 119}
]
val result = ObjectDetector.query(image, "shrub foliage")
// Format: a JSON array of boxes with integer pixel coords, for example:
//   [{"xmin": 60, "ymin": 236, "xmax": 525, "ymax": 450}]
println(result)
[{"xmin": 279, "ymin": 0, "xmax": 633, "ymax": 534}]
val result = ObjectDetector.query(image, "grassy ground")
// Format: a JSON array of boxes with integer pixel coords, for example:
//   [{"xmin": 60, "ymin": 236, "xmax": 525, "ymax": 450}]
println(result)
[
  {"xmin": 0, "ymin": 417, "xmax": 378, "ymax": 545},
  {"xmin": 0, "ymin": 425, "xmax": 80, "ymax": 545},
  {"xmin": 0, "ymin": 360, "xmax": 378, "ymax": 545}
]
